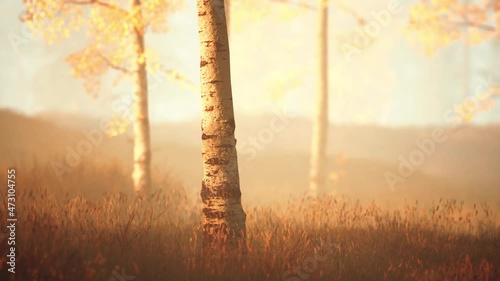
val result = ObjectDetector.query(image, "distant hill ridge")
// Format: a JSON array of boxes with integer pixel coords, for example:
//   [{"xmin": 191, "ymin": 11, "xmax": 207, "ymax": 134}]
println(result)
[{"xmin": 1, "ymin": 109, "xmax": 499, "ymax": 207}]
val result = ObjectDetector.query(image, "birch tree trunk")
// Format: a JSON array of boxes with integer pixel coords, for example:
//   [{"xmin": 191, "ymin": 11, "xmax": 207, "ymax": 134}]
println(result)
[
  {"xmin": 225, "ymin": 0, "xmax": 230, "ymax": 35},
  {"xmin": 197, "ymin": 0, "xmax": 246, "ymax": 248},
  {"xmin": 131, "ymin": 0, "xmax": 152, "ymax": 194},
  {"xmin": 309, "ymin": 0, "xmax": 329, "ymax": 196}
]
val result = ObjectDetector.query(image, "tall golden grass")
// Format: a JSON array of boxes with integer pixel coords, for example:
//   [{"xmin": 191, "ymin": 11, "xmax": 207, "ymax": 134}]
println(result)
[{"xmin": 0, "ymin": 160, "xmax": 498, "ymax": 281}]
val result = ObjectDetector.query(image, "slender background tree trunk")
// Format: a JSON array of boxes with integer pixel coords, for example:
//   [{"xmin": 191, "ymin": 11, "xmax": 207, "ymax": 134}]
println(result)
[
  {"xmin": 309, "ymin": 0, "xmax": 329, "ymax": 196},
  {"xmin": 197, "ymin": 0, "xmax": 246, "ymax": 249},
  {"xmin": 131, "ymin": 0, "xmax": 152, "ymax": 194},
  {"xmin": 463, "ymin": 0, "xmax": 470, "ymax": 100}
]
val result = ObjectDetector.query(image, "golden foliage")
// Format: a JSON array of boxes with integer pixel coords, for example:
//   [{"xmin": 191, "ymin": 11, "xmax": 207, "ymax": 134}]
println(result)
[
  {"xmin": 22, "ymin": 0, "xmax": 183, "ymax": 97},
  {"xmin": 66, "ymin": 46, "xmax": 109, "ymax": 95},
  {"xmin": 407, "ymin": 0, "xmax": 499, "ymax": 54},
  {"xmin": 23, "ymin": 0, "xmax": 85, "ymax": 44},
  {"xmin": 453, "ymin": 86, "xmax": 499, "ymax": 123},
  {"xmin": 142, "ymin": 0, "xmax": 184, "ymax": 33},
  {"xmin": 22, "ymin": 0, "xmax": 186, "ymax": 138},
  {"xmin": 106, "ymin": 113, "xmax": 132, "ymax": 137}
]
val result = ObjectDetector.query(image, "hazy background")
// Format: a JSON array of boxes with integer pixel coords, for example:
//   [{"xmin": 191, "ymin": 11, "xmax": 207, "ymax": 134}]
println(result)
[
  {"xmin": 2, "ymin": 0, "xmax": 499, "ymax": 125},
  {"xmin": 0, "ymin": 0, "xmax": 499, "ymax": 209}
]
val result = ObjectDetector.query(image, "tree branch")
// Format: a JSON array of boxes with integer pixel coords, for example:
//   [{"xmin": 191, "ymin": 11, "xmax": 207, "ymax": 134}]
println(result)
[
  {"xmin": 336, "ymin": 2, "xmax": 366, "ymax": 26},
  {"xmin": 438, "ymin": 4, "xmax": 497, "ymax": 32},
  {"xmin": 65, "ymin": 0, "xmax": 128, "ymax": 15},
  {"xmin": 269, "ymin": 0, "xmax": 367, "ymax": 26},
  {"xmin": 454, "ymin": 20, "xmax": 496, "ymax": 31},
  {"xmin": 269, "ymin": 0, "xmax": 315, "ymax": 11},
  {"xmin": 96, "ymin": 51, "xmax": 132, "ymax": 74}
]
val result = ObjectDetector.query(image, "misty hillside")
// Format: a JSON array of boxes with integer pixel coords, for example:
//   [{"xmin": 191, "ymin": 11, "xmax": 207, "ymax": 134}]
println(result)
[{"xmin": 2, "ymin": 109, "xmax": 499, "ymax": 207}]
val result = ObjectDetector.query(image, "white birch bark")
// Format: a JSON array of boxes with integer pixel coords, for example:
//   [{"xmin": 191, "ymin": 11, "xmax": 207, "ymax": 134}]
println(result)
[{"xmin": 197, "ymin": 0, "xmax": 246, "ymax": 248}]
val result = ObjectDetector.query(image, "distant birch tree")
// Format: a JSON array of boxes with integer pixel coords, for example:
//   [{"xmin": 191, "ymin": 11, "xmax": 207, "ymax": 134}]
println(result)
[{"xmin": 21, "ymin": 0, "xmax": 183, "ymax": 193}]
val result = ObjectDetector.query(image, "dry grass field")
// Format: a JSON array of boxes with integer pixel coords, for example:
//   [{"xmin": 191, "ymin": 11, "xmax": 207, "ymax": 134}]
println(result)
[
  {"xmin": 0, "ymin": 111, "xmax": 499, "ymax": 280},
  {"xmin": 0, "ymin": 159, "xmax": 498, "ymax": 281}
]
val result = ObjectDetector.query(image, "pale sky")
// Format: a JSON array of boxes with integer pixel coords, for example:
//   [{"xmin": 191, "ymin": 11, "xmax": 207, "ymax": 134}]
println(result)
[{"xmin": 1, "ymin": 0, "xmax": 499, "ymax": 126}]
